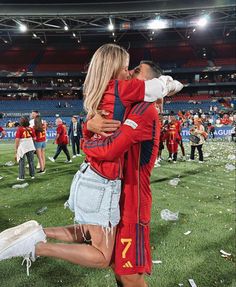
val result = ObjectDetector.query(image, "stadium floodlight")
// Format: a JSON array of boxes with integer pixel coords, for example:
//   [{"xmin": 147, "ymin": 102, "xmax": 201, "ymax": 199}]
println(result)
[
  {"xmin": 108, "ymin": 18, "xmax": 114, "ymax": 31},
  {"xmin": 72, "ymin": 32, "xmax": 76, "ymax": 37},
  {"xmin": 33, "ymin": 33, "xmax": 37, "ymax": 38},
  {"xmin": 197, "ymin": 15, "xmax": 209, "ymax": 27},
  {"xmin": 19, "ymin": 23, "xmax": 28, "ymax": 32},
  {"xmin": 1, "ymin": 38, "xmax": 8, "ymax": 43},
  {"xmin": 148, "ymin": 19, "xmax": 167, "ymax": 30},
  {"xmin": 61, "ymin": 19, "xmax": 69, "ymax": 31}
]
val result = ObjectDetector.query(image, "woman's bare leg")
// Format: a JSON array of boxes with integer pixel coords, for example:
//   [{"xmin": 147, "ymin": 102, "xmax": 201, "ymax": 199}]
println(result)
[
  {"xmin": 36, "ymin": 225, "xmax": 116, "ymax": 268},
  {"xmin": 41, "ymin": 148, "xmax": 46, "ymax": 170},
  {"xmin": 44, "ymin": 225, "xmax": 84, "ymax": 243},
  {"xmin": 36, "ymin": 149, "xmax": 44, "ymax": 171}
]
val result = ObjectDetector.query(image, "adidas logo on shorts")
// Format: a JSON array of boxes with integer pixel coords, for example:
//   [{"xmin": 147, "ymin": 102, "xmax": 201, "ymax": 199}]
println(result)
[{"xmin": 122, "ymin": 261, "xmax": 133, "ymax": 268}]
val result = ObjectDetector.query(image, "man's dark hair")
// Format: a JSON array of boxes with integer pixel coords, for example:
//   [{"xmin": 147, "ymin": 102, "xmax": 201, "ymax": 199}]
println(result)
[
  {"xmin": 32, "ymin": 110, "xmax": 39, "ymax": 114},
  {"xmin": 140, "ymin": 60, "xmax": 162, "ymax": 78}
]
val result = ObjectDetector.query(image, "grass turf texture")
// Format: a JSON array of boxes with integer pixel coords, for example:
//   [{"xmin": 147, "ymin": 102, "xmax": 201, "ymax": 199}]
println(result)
[{"xmin": 0, "ymin": 140, "xmax": 235, "ymax": 287}]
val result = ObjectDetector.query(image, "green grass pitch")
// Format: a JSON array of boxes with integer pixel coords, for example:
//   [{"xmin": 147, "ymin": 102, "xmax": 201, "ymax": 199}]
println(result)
[{"xmin": 0, "ymin": 140, "xmax": 235, "ymax": 287}]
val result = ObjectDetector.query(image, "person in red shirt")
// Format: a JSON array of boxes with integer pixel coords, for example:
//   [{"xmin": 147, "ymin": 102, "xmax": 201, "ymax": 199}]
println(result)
[
  {"xmin": 164, "ymin": 116, "xmax": 181, "ymax": 163},
  {"xmin": 34, "ymin": 115, "xmax": 47, "ymax": 173},
  {"xmin": 83, "ymin": 61, "xmax": 180, "ymax": 286},
  {"xmin": 0, "ymin": 126, "xmax": 6, "ymax": 139},
  {"xmin": 173, "ymin": 114, "xmax": 186, "ymax": 160},
  {"xmin": 48, "ymin": 118, "xmax": 71, "ymax": 163},
  {"xmin": 15, "ymin": 117, "xmax": 36, "ymax": 180}
]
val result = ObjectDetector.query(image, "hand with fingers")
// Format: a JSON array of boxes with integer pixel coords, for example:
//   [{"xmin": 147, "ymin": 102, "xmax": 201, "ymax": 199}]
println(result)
[{"xmin": 87, "ymin": 110, "xmax": 121, "ymax": 137}]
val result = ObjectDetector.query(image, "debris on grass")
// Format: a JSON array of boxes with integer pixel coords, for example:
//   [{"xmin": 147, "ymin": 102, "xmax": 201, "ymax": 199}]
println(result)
[
  {"xmin": 152, "ymin": 260, "xmax": 162, "ymax": 264},
  {"xmin": 178, "ymin": 284, "xmax": 184, "ymax": 287},
  {"xmin": 225, "ymin": 163, "xmax": 235, "ymax": 171},
  {"xmin": 161, "ymin": 209, "xmax": 179, "ymax": 221},
  {"xmin": 169, "ymin": 178, "xmax": 181, "ymax": 187},
  {"xmin": 4, "ymin": 161, "xmax": 15, "ymax": 167},
  {"xmin": 227, "ymin": 154, "xmax": 236, "ymax": 160},
  {"xmin": 12, "ymin": 182, "xmax": 29, "ymax": 189},
  {"xmin": 36, "ymin": 206, "xmax": 48, "ymax": 215},
  {"xmin": 184, "ymin": 230, "xmax": 192, "ymax": 235},
  {"xmin": 214, "ymin": 195, "xmax": 221, "ymax": 200},
  {"xmin": 0, "ymin": 176, "xmax": 3, "ymax": 180},
  {"xmin": 188, "ymin": 279, "xmax": 197, "ymax": 287},
  {"xmin": 220, "ymin": 249, "xmax": 231, "ymax": 258}
]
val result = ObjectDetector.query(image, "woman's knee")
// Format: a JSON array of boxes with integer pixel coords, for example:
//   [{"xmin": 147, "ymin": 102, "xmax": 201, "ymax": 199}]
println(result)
[
  {"xmin": 95, "ymin": 252, "xmax": 112, "ymax": 268},
  {"xmin": 119, "ymin": 274, "xmax": 147, "ymax": 287}
]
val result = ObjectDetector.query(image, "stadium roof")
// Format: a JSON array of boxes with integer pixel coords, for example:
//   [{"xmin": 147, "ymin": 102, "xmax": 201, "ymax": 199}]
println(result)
[{"xmin": 0, "ymin": 0, "xmax": 235, "ymax": 46}]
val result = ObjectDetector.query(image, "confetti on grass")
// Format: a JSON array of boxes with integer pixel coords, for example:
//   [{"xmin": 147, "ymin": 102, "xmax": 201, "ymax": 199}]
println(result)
[
  {"xmin": 12, "ymin": 182, "xmax": 29, "ymax": 189},
  {"xmin": 4, "ymin": 161, "xmax": 15, "ymax": 167},
  {"xmin": 169, "ymin": 178, "xmax": 181, "ymax": 186},
  {"xmin": 161, "ymin": 209, "xmax": 179, "ymax": 221}
]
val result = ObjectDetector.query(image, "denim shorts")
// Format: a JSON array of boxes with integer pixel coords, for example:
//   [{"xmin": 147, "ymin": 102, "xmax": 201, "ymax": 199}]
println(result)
[
  {"xmin": 34, "ymin": 141, "xmax": 46, "ymax": 149},
  {"xmin": 65, "ymin": 162, "xmax": 121, "ymax": 228}
]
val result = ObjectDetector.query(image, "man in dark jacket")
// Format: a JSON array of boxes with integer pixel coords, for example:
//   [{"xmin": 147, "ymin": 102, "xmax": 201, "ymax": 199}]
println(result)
[{"xmin": 68, "ymin": 116, "xmax": 82, "ymax": 158}]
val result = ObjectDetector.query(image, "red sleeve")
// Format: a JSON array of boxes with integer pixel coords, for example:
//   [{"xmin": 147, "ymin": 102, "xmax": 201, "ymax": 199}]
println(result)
[
  {"xmin": 82, "ymin": 121, "xmax": 94, "ymax": 140},
  {"xmin": 57, "ymin": 125, "xmax": 62, "ymax": 135},
  {"xmin": 15, "ymin": 127, "xmax": 22, "ymax": 139},
  {"xmin": 118, "ymin": 78, "xmax": 145, "ymax": 107},
  {"xmin": 0, "ymin": 127, "xmax": 3, "ymax": 132},
  {"xmin": 82, "ymin": 103, "xmax": 155, "ymax": 161}
]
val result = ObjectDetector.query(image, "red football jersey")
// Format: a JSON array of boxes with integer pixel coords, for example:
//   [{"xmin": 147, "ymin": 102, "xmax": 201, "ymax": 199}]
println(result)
[
  {"xmin": 83, "ymin": 79, "xmax": 147, "ymax": 179},
  {"xmin": 83, "ymin": 102, "xmax": 160, "ymax": 222},
  {"xmin": 56, "ymin": 124, "xmax": 68, "ymax": 145},
  {"xmin": 15, "ymin": 126, "xmax": 35, "ymax": 139},
  {"xmin": 34, "ymin": 123, "xmax": 47, "ymax": 142}
]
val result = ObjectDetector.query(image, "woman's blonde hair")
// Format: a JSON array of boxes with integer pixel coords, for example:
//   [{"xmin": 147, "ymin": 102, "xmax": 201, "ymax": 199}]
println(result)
[{"xmin": 83, "ymin": 43, "xmax": 129, "ymax": 117}]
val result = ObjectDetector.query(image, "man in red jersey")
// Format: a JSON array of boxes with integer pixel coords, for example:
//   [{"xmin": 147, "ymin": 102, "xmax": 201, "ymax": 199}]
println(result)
[
  {"xmin": 85, "ymin": 61, "xmax": 174, "ymax": 287},
  {"xmin": 48, "ymin": 118, "xmax": 71, "ymax": 163},
  {"xmin": 164, "ymin": 117, "xmax": 181, "ymax": 163}
]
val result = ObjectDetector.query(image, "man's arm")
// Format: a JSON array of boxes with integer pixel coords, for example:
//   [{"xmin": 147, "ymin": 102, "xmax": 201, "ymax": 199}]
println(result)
[
  {"xmin": 82, "ymin": 103, "xmax": 157, "ymax": 161},
  {"xmin": 119, "ymin": 76, "xmax": 183, "ymax": 106}
]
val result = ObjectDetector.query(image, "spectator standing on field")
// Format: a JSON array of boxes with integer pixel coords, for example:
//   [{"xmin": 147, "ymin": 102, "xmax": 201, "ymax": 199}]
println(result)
[
  {"xmin": 48, "ymin": 118, "xmax": 71, "ymax": 163},
  {"xmin": 15, "ymin": 117, "xmax": 36, "ymax": 181},
  {"xmin": 189, "ymin": 118, "xmax": 208, "ymax": 163},
  {"xmin": 68, "ymin": 116, "xmax": 83, "ymax": 158}
]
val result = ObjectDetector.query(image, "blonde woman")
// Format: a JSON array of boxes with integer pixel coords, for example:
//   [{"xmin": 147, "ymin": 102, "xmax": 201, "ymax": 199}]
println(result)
[
  {"xmin": 189, "ymin": 118, "xmax": 208, "ymax": 163},
  {"xmin": 0, "ymin": 44, "xmax": 183, "ymax": 277}
]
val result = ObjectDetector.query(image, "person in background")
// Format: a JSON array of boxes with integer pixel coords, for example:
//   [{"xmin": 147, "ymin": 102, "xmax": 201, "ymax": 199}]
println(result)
[
  {"xmin": 0, "ymin": 126, "xmax": 6, "ymax": 139},
  {"xmin": 29, "ymin": 110, "xmax": 39, "ymax": 128},
  {"xmin": 154, "ymin": 115, "xmax": 166, "ymax": 167},
  {"xmin": 207, "ymin": 122, "xmax": 215, "ymax": 139},
  {"xmin": 34, "ymin": 115, "xmax": 47, "ymax": 173},
  {"xmin": 164, "ymin": 117, "xmax": 181, "ymax": 163},
  {"xmin": 48, "ymin": 118, "xmax": 71, "ymax": 163},
  {"xmin": 68, "ymin": 116, "xmax": 83, "ymax": 158},
  {"xmin": 189, "ymin": 118, "xmax": 208, "ymax": 163},
  {"xmin": 29, "ymin": 110, "xmax": 42, "ymax": 169},
  {"xmin": 15, "ymin": 117, "xmax": 36, "ymax": 180}
]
